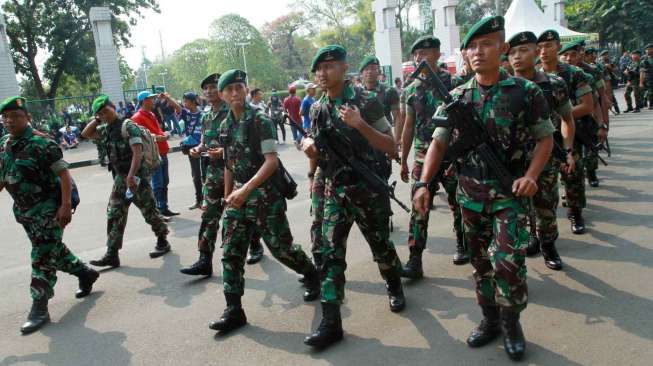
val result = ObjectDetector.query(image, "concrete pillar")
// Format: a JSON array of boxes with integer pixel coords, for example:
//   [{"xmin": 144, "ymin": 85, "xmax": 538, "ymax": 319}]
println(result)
[
  {"xmin": 373, "ymin": 0, "xmax": 402, "ymax": 83},
  {"xmin": 0, "ymin": 14, "xmax": 20, "ymax": 100},
  {"xmin": 543, "ymin": 0, "xmax": 567, "ymax": 27},
  {"xmin": 432, "ymin": 0, "xmax": 461, "ymax": 59},
  {"xmin": 90, "ymin": 7, "xmax": 124, "ymax": 104}
]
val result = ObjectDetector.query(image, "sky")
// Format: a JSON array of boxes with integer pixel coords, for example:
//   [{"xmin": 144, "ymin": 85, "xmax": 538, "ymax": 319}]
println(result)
[{"xmin": 123, "ymin": 0, "xmax": 295, "ymax": 69}]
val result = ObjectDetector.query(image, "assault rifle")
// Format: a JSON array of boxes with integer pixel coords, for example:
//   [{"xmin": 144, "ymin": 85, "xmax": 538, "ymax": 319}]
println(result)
[
  {"xmin": 288, "ymin": 112, "xmax": 410, "ymax": 213},
  {"xmin": 575, "ymin": 117, "xmax": 608, "ymax": 166},
  {"xmin": 410, "ymin": 60, "xmax": 516, "ymax": 194}
]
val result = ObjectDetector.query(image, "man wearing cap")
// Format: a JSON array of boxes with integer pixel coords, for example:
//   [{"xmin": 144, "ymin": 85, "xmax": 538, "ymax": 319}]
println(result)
[
  {"xmin": 82, "ymin": 95, "xmax": 171, "ymax": 267},
  {"xmin": 399, "ymin": 35, "xmax": 468, "ymax": 280},
  {"xmin": 414, "ymin": 17, "xmax": 555, "ymax": 360},
  {"xmin": 283, "ymin": 85, "xmax": 303, "ymax": 149},
  {"xmin": 208, "ymin": 69, "xmax": 320, "ymax": 334},
  {"xmin": 639, "ymin": 44, "xmax": 653, "ymax": 109},
  {"xmin": 300, "ymin": 84, "xmax": 317, "ymax": 131},
  {"xmin": 179, "ymin": 74, "xmax": 265, "ymax": 276},
  {"xmin": 301, "ymin": 45, "xmax": 405, "ymax": 348},
  {"xmin": 1, "ymin": 96, "xmax": 100, "ymax": 334},
  {"xmin": 538, "ymin": 30, "xmax": 595, "ymax": 235},
  {"xmin": 624, "ymin": 50, "xmax": 643, "ymax": 113},
  {"xmin": 359, "ymin": 55, "xmax": 401, "ymax": 129},
  {"xmin": 508, "ymin": 31, "xmax": 576, "ymax": 271}
]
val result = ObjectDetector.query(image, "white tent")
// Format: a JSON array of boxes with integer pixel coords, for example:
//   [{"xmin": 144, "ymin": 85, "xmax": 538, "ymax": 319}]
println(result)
[{"xmin": 504, "ymin": 0, "xmax": 596, "ymax": 41}]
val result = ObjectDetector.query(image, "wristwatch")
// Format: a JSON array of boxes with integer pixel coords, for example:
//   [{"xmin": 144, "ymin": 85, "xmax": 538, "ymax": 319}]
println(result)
[
  {"xmin": 414, "ymin": 181, "xmax": 428, "ymax": 190},
  {"xmin": 600, "ymin": 124, "xmax": 609, "ymax": 131}
]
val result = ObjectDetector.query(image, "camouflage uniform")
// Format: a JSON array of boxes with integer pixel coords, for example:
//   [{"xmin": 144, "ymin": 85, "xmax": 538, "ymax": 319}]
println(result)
[
  {"xmin": 624, "ymin": 60, "xmax": 642, "ymax": 110},
  {"xmin": 531, "ymin": 71, "xmax": 573, "ymax": 243},
  {"xmin": 97, "ymin": 119, "xmax": 168, "ymax": 251},
  {"xmin": 219, "ymin": 104, "xmax": 314, "ymax": 296},
  {"xmin": 0, "ymin": 127, "xmax": 84, "ymax": 300},
  {"xmin": 310, "ymin": 167, "xmax": 326, "ymax": 257},
  {"xmin": 433, "ymin": 71, "xmax": 555, "ymax": 311},
  {"xmin": 545, "ymin": 62, "xmax": 592, "ymax": 210},
  {"xmin": 640, "ymin": 55, "xmax": 653, "ymax": 107},
  {"xmin": 311, "ymin": 82, "xmax": 403, "ymax": 305},
  {"xmin": 579, "ymin": 62, "xmax": 605, "ymax": 175}
]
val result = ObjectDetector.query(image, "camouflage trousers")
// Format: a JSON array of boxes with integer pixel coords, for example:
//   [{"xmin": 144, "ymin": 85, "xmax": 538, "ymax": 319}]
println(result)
[
  {"xmin": 18, "ymin": 204, "xmax": 84, "ymax": 300},
  {"xmin": 624, "ymin": 83, "xmax": 642, "ymax": 109},
  {"xmin": 408, "ymin": 161, "xmax": 462, "ymax": 250},
  {"xmin": 643, "ymin": 83, "xmax": 653, "ymax": 107},
  {"xmin": 310, "ymin": 168, "xmax": 326, "ymax": 256},
  {"xmin": 197, "ymin": 167, "xmax": 261, "ymax": 254},
  {"xmin": 106, "ymin": 174, "xmax": 169, "ymax": 251},
  {"xmin": 320, "ymin": 179, "xmax": 402, "ymax": 305},
  {"xmin": 222, "ymin": 187, "xmax": 313, "ymax": 296},
  {"xmin": 532, "ymin": 163, "xmax": 560, "ymax": 243},
  {"xmin": 560, "ymin": 144, "xmax": 586, "ymax": 209},
  {"xmin": 462, "ymin": 201, "xmax": 528, "ymax": 312}
]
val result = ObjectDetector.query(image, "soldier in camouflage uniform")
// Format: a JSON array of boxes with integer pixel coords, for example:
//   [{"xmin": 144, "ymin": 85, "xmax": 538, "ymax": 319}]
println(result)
[
  {"xmin": 301, "ymin": 45, "xmax": 405, "ymax": 349},
  {"xmin": 414, "ymin": 17, "xmax": 555, "ymax": 361},
  {"xmin": 599, "ymin": 50, "xmax": 621, "ymax": 114},
  {"xmin": 82, "ymin": 95, "xmax": 171, "ymax": 268},
  {"xmin": 508, "ymin": 32, "xmax": 576, "ymax": 271},
  {"xmin": 538, "ymin": 30, "xmax": 595, "ymax": 235},
  {"xmin": 0, "ymin": 96, "xmax": 99, "ymax": 334},
  {"xmin": 639, "ymin": 44, "xmax": 653, "ymax": 109},
  {"xmin": 624, "ymin": 50, "xmax": 643, "ymax": 113},
  {"xmin": 399, "ymin": 35, "xmax": 468, "ymax": 281},
  {"xmin": 208, "ymin": 70, "xmax": 320, "ymax": 335},
  {"xmin": 179, "ymin": 73, "xmax": 264, "ymax": 277}
]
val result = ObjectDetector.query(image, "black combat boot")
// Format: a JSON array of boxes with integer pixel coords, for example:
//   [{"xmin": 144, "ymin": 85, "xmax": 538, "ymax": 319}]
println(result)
[
  {"xmin": 633, "ymin": 107, "xmax": 641, "ymax": 113},
  {"xmin": 453, "ymin": 233, "xmax": 470, "ymax": 265},
  {"xmin": 209, "ymin": 293, "xmax": 247, "ymax": 333},
  {"xmin": 74, "ymin": 266, "xmax": 100, "ymax": 298},
  {"xmin": 299, "ymin": 253, "xmax": 323, "ymax": 284},
  {"xmin": 541, "ymin": 241, "xmax": 563, "ymax": 270},
  {"xmin": 467, "ymin": 305, "xmax": 501, "ymax": 347},
  {"xmin": 624, "ymin": 106, "xmax": 633, "ymax": 113},
  {"xmin": 568, "ymin": 208, "xmax": 586, "ymax": 235},
  {"xmin": 20, "ymin": 298, "xmax": 50, "ymax": 334},
  {"xmin": 150, "ymin": 237, "xmax": 171, "ymax": 258},
  {"xmin": 501, "ymin": 308, "xmax": 526, "ymax": 361},
  {"xmin": 386, "ymin": 275, "xmax": 406, "ymax": 312},
  {"xmin": 89, "ymin": 249, "xmax": 120, "ymax": 268},
  {"xmin": 246, "ymin": 240, "xmax": 264, "ymax": 265},
  {"xmin": 400, "ymin": 247, "xmax": 424, "ymax": 279},
  {"xmin": 303, "ymin": 268, "xmax": 321, "ymax": 301},
  {"xmin": 587, "ymin": 170, "xmax": 599, "ymax": 187},
  {"xmin": 525, "ymin": 235, "xmax": 541, "ymax": 257},
  {"xmin": 179, "ymin": 251, "xmax": 213, "ymax": 276},
  {"xmin": 304, "ymin": 302, "xmax": 344, "ymax": 348}
]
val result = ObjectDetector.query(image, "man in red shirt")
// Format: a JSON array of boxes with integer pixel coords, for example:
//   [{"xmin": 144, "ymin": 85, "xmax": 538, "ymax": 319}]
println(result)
[
  {"xmin": 132, "ymin": 91, "xmax": 179, "ymax": 217},
  {"xmin": 283, "ymin": 86, "xmax": 303, "ymax": 148}
]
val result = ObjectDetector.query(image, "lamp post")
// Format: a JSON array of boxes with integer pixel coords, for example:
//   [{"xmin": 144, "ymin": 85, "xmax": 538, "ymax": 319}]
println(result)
[{"xmin": 236, "ymin": 42, "xmax": 251, "ymax": 79}]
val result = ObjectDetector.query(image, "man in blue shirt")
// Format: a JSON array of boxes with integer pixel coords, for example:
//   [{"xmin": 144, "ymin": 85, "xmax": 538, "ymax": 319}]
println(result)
[{"xmin": 300, "ymin": 83, "xmax": 316, "ymax": 131}]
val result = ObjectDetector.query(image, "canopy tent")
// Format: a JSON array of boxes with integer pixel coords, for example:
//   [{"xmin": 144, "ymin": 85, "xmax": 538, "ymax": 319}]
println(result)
[{"xmin": 504, "ymin": 0, "xmax": 599, "ymax": 43}]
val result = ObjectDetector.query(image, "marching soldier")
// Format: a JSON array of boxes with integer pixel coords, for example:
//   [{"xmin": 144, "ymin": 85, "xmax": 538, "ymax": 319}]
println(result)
[
  {"xmin": 82, "ymin": 95, "xmax": 171, "ymax": 268},
  {"xmin": 179, "ymin": 73, "xmax": 265, "ymax": 277},
  {"xmin": 599, "ymin": 50, "xmax": 621, "ymax": 114},
  {"xmin": 507, "ymin": 31, "xmax": 576, "ymax": 270},
  {"xmin": 640, "ymin": 44, "xmax": 653, "ymax": 109},
  {"xmin": 537, "ymin": 30, "xmax": 595, "ymax": 235},
  {"xmin": 1, "ymin": 96, "xmax": 99, "ymax": 334},
  {"xmin": 399, "ymin": 35, "xmax": 468, "ymax": 281},
  {"xmin": 301, "ymin": 45, "xmax": 405, "ymax": 348},
  {"xmin": 414, "ymin": 17, "xmax": 555, "ymax": 360},
  {"xmin": 624, "ymin": 50, "xmax": 643, "ymax": 113},
  {"xmin": 208, "ymin": 70, "xmax": 320, "ymax": 334}
]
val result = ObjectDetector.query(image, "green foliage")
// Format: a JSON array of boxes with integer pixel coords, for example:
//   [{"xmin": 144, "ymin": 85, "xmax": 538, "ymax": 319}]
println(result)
[
  {"xmin": 261, "ymin": 12, "xmax": 317, "ymax": 81},
  {"xmin": 2, "ymin": 0, "xmax": 159, "ymax": 99}
]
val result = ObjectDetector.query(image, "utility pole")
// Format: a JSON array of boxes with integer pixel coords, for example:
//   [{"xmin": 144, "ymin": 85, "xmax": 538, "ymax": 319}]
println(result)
[
  {"xmin": 159, "ymin": 69, "xmax": 168, "ymax": 92},
  {"xmin": 159, "ymin": 30, "xmax": 165, "ymax": 61},
  {"xmin": 235, "ymin": 42, "xmax": 251, "ymax": 79}
]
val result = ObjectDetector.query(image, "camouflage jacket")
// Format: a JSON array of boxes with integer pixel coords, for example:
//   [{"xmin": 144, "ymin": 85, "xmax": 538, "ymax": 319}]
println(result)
[
  {"xmin": 542, "ymin": 62, "xmax": 592, "ymax": 108},
  {"xmin": 364, "ymin": 82, "xmax": 400, "ymax": 123},
  {"xmin": 640, "ymin": 56, "xmax": 653, "ymax": 83},
  {"xmin": 532, "ymin": 71, "xmax": 572, "ymax": 131},
  {"xmin": 97, "ymin": 118, "xmax": 149, "ymax": 177},
  {"xmin": 432, "ymin": 70, "xmax": 555, "ymax": 212},
  {"xmin": 0, "ymin": 126, "xmax": 68, "ymax": 219},
  {"xmin": 201, "ymin": 101, "xmax": 229, "ymax": 183},
  {"xmin": 625, "ymin": 60, "xmax": 641, "ymax": 83}
]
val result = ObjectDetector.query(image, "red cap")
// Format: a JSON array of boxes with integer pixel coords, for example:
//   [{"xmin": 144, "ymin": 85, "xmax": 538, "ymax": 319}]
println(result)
[{"xmin": 288, "ymin": 85, "xmax": 296, "ymax": 93}]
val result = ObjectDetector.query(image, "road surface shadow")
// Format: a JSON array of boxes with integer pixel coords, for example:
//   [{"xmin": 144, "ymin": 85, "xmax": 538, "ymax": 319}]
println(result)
[{"xmin": 0, "ymin": 292, "xmax": 133, "ymax": 366}]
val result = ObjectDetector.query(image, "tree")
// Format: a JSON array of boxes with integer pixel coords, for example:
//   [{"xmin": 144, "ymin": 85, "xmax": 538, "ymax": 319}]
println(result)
[
  {"xmin": 2, "ymin": 0, "xmax": 159, "ymax": 100},
  {"xmin": 261, "ymin": 12, "xmax": 316, "ymax": 80}
]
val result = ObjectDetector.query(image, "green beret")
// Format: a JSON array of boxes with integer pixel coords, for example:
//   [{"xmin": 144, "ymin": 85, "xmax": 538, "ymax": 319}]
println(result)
[
  {"xmin": 218, "ymin": 69, "xmax": 247, "ymax": 92},
  {"xmin": 508, "ymin": 31, "xmax": 537, "ymax": 49},
  {"xmin": 201, "ymin": 73, "xmax": 221, "ymax": 89},
  {"xmin": 92, "ymin": 95, "xmax": 111, "ymax": 115},
  {"xmin": 558, "ymin": 40, "xmax": 582, "ymax": 55},
  {"xmin": 311, "ymin": 45, "xmax": 347, "ymax": 73},
  {"xmin": 631, "ymin": 49, "xmax": 642, "ymax": 55},
  {"xmin": 359, "ymin": 55, "xmax": 380, "ymax": 73},
  {"xmin": 585, "ymin": 47, "xmax": 597, "ymax": 54},
  {"xmin": 537, "ymin": 29, "xmax": 560, "ymax": 43},
  {"xmin": 599, "ymin": 50, "xmax": 609, "ymax": 56},
  {"xmin": 461, "ymin": 16, "xmax": 504, "ymax": 50},
  {"xmin": 410, "ymin": 35, "xmax": 441, "ymax": 54},
  {"xmin": 645, "ymin": 43, "xmax": 653, "ymax": 50},
  {"xmin": 0, "ymin": 96, "xmax": 27, "ymax": 114}
]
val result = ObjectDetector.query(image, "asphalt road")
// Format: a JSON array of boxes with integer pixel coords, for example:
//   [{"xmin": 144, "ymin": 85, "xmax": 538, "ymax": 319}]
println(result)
[{"xmin": 1, "ymin": 104, "xmax": 652, "ymax": 365}]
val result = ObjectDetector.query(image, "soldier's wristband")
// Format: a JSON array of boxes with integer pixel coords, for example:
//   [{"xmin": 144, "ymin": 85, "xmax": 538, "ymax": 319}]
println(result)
[{"xmin": 414, "ymin": 181, "xmax": 428, "ymax": 190}]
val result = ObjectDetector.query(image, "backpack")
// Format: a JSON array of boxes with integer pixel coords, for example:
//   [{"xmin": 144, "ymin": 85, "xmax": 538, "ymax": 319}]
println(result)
[{"xmin": 121, "ymin": 119, "xmax": 161, "ymax": 170}]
